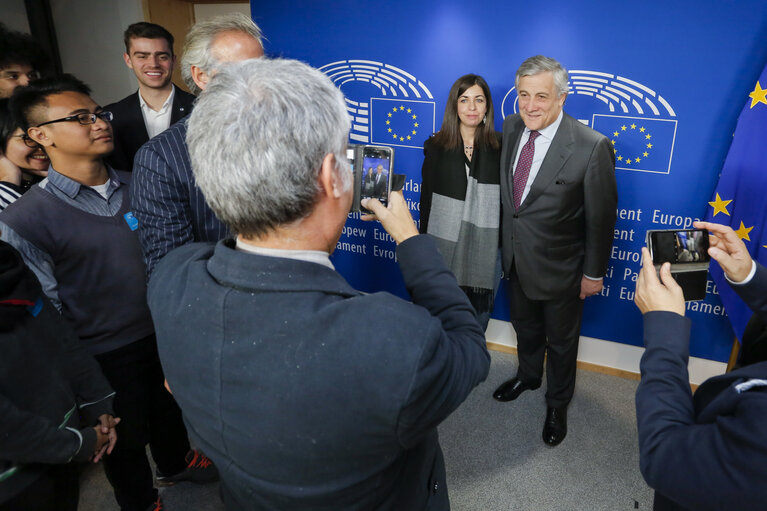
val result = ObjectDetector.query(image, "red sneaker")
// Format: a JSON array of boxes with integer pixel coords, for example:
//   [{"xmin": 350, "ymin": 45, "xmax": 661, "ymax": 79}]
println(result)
[{"xmin": 156, "ymin": 449, "xmax": 219, "ymax": 486}]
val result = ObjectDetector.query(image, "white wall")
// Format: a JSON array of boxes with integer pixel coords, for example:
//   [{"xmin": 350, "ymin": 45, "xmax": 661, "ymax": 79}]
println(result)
[
  {"xmin": 3, "ymin": 0, "xmax": 30, "ymax": 33},
  {"xmin": 49, "ymin": 0, "xmax": 143, "ymax": 106}
]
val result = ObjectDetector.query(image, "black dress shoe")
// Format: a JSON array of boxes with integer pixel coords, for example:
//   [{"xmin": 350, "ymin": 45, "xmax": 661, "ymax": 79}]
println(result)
[
  {"xmin": 542, "ymin": 406, "xmax": 567, "ymax": 446},
  {"xmin": 492, "ymin": 377, "xmax": 540, "ymax": 402}
]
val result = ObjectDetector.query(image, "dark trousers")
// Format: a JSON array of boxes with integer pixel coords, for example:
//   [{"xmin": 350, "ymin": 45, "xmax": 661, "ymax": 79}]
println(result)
[
  {"xmin": 95, "ymin": 335, "xmax": 190, "ymax": 511},
  {"xmin": 0, "ymin": 464, "xmax": 79, "ymax": 511},
  {"xmin": 507, "ymin": 267, "xmax": 584, "ymax": 408}
]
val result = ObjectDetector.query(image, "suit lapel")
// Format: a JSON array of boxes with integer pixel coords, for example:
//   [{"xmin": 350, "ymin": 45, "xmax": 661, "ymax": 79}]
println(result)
[
  {"xmin": 127, "ymin": 91, "xmax": 150, "ymax": 143},
  {"xmin": 518, "ymin": 114, "xmax": 575, "ymax": 211},
  {"xmin": 170, "ymin": 89, "xmax": 192, "ymax": 124},
  {"xmin": 501, "ymin": 118, "xmax": 525, "ymax": 208}
]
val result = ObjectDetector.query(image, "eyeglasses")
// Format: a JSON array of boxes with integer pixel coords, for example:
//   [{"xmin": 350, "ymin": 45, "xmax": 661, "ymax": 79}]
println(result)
[
  {"xmin": 12, "ymin": 133, "xmax": 38, "ymax": 148},
  {"xmin": 36, "ymin": 111, "xmax": 113, "ymax": 128}
]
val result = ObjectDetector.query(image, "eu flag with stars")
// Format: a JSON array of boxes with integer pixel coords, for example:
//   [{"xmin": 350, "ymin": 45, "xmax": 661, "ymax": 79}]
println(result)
[
  {"xmin": 592, "ymin": 114, "xmax": 677, "ymax": 174},
  {"xmin": 704, "ymin": 63, "xmax": 767, "ymax": 341},
  {"xmin": 370, "ymin": 98, "xmax": 435, "ymax": 149}
]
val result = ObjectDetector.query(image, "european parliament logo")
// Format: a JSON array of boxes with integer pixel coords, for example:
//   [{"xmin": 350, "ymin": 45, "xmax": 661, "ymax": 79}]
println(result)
[
  {"xmin": 501, "ymin": 70, "xmax": 677, "ymax": 174},
  {"xmin": 319, "ymin": 60, "xmax": 436, "ymax": 149}
]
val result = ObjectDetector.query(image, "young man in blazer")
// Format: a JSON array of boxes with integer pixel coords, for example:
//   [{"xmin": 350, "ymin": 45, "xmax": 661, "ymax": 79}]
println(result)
[
  {"xmin": 105, "ymin": 22, "xmax": 195, "ymax": 172},
  {"xmin": 493, "ymin": 55, "xmax": 618, "ymax": 446}
]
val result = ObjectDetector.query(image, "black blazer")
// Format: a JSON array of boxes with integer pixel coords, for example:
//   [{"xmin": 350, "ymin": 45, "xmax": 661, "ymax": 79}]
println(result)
[{"xmin": 105, "ymin": 87, "xmax": 195, "ymax": 172}]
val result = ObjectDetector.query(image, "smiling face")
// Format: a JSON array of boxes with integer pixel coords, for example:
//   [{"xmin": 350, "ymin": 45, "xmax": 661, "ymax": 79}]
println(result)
[
  {"xmin": 456, "ymin": 84, "xmax": 487, "ymax": 129},
  {"xmin": 123, "ymin": 37, "xmax": 175, "ymax": 90},
  {"xmin": 4, "ymin": 127, "xmax": 49, "ymax": 174},
  {"xmin": 516, "ymin": 71, "xmax": 566, "ymax": 132},
  {"xmin": 28, "ymin": 91, "xmax": 113, "ymax": 162}
]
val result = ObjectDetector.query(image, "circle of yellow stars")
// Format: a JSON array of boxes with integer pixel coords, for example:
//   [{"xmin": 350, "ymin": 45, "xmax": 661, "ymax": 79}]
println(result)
[
  {"xmin": 387, "ymin": 105, "xmax": 419, "ymax": 142},
  {"xmin": 610, "ymin": 123, "xmax": 653, "ymax": 166}
]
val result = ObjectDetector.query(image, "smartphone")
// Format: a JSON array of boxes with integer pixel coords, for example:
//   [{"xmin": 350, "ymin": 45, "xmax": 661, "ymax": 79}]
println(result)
[
  {"xmin": 646, "ymin": 228, "xmax": 710, "ymax": 301},
  {"xmin": 647, "ymin": 229, "xmax": 710, "ymax": 268},
  {"xmin": 348, "ymin": 144, "xmax": 394, "ymax": 213}
]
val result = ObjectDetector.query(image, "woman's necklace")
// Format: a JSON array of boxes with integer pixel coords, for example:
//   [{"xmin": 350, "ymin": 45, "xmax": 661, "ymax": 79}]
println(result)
[{"xmin": 463, "ymin": 144, "xmax": 473, "ymax": 160}]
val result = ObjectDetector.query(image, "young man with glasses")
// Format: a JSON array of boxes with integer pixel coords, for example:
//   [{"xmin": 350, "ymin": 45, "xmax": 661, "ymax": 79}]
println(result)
[
  {"xmin": 0, "ymin": 23, "xmax": 46, "ymax": 98},
  {"xmin": 105, "ymin": 22, "xmax": 195, "ymax": 172},
  {"xmin": 0, "ymin": 75, "xmax": 204, "ymax": 511}
]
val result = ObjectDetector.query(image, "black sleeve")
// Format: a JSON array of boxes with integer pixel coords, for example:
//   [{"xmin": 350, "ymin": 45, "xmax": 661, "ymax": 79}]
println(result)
[{"xmin": 418, "ymin": 138, "xmax": 436, "ymax": 234}]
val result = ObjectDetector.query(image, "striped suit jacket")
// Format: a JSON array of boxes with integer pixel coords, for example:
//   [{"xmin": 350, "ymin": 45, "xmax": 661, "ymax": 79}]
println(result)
[{"xmin": 131, "ymin": 117, "xmax": 228, "ymax": 276}]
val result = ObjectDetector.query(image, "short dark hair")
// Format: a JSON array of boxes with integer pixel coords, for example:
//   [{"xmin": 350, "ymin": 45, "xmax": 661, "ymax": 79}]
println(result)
[
  {"xmin": 433, "ymin": 74, "xmax": 499, "ymax": 151},
  {"xmin": 9, "ymin": 74, "xmax": 91, "ymax": 129},
  {"xmin": 0, "ymin": 23, "xmax": 48, "ymax": 71},
  {"xmin": 123, "ymin": 22, "xmax": 174, "ymax": 54}
]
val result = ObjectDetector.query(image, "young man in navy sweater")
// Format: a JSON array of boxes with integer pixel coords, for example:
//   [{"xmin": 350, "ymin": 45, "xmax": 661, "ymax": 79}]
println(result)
[{"xmin": 1, "ymin": 75, "xmax": 215, "ymax": 511}]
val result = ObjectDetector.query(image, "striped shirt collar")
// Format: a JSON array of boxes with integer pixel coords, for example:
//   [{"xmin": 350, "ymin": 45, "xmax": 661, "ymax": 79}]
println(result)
[{"xmin": 46, "ymin": 165, "xmax": 125, "ymax": 200}]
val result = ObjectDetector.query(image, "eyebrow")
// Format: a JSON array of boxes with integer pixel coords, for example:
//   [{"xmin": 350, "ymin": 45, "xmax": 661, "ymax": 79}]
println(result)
[
  {"xmin": 132, "ymin": 51, "xmax": 171, "ymax": 56},
  {"xmin": 460, "ymin": 93, "xmax": 485, "ymax": 98},
  {"xmin": 66, "ymin": 107, "xmax": 101, "ymax": 115}
]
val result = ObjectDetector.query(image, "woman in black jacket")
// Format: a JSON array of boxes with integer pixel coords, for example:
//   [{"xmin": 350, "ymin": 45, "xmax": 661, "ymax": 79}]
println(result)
[{"xmin": 419, "ymin": 74, "xmax": 502, "ymax": 328}]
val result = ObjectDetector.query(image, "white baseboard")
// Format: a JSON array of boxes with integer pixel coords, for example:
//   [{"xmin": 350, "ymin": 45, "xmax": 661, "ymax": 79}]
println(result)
[{"xmin": 485, "ymin": 319, "xmax": 727, "ymax": 386}]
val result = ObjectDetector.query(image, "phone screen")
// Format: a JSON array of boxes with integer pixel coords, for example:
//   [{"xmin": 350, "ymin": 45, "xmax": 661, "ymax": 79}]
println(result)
[
  {"xmin": 650, "ymin": 229, "xmax": 710, "ymax": 265},
  {"xmin": 360, "ymin": 146, "xmax": 392, "ymax": 212}
]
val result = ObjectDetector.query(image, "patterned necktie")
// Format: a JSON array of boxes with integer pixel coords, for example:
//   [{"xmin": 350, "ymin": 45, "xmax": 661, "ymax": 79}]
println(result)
[{"xmin": 512, "ymin": 130, "xmax": 540, "ymax": 209}]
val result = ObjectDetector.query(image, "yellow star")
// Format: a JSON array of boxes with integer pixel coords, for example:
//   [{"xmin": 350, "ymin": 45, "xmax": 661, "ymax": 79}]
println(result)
[
  {"xmin": 414, "ymin": 122, "xmax": 419, "ymax": 128},
  {"xmin": 626, "ymin": 159, "xmax": 632, "ymax": 164},
  {"xmin": 392, "ymin": 134, "xmax": 397, "ymax": 139},
  {"xmin": 386, "ymin": 120, "xmax": 390, "ymax": 125},
  {"xmin": 613, "ymin": 148, "xmax": 617, "ymax": 154},
  {"xmin": 407, "ymin": 108, "xmax": 412, "ymax": 113},
  {"xmin": 406, "ymin": 135, "xmax": 411, "ymax": 140},
  {"xmin": 635, "ymin": 157, "xmax": 641, "ymax": 163},
  {"xmin": 412, "ymin": 114, "xmax": 417, "ymax": 120},
  {"xmin": 647, "ymin": 143, "xmax": 653, "ymax": 149},
  {"xmin": 630, "ymin": 123, "xmax": 636, "ymax": 129},
  {"xmin": 387, "ymin": 128, "xmax": 392, "ymax": 133},
  {"xmin": 708, "ymin": 193, "xmax": 732, "ymax": 217},
  {"xmin": 387, "ymin": 113, "xmax": 392, "ymax": 118},
  {"xmin": 645, "ymin": 134, "xmax": 652, "ymax": 139},
  {"xmin": 639, "ymin": 127, "xmax": 646, "ymax": 132},
  {"xmin": 613, "ymin": 131, "xmax": 619, "ymax": 137},
  {"xmin": 617, "ymin": 155, "xmax": 623, "ymax": 161},
  {"xmin": 621, "ymin": 125, "xmax": 627, "ymax": 131},
  {"xmin": 411, "ymin": 130, "xmax": 417, "ymax": 135},
  {"xmin": 392, "ymin": 107, "xmax": 397, "ymax": 112},
  {"xmin": 399, "ymin": 136, "xmax": 404, "ymax": 141},
  {"xmin": 399, "ymin": 106, "xmax": 405, "ymax": 110},
  {"xmin": 735, "ymin": 221, "xmax": 754, "ymax": 241},
  {"xmin": 611, "ymin": 139, "xmax": 616, "ymax": 145},
  {"xmin": 643, "ymin": 151, "xmax": 649, "ymax": 157},
  {"xmin": 749, "ymin": 81, "xmax": 767, "ymax": 108}
]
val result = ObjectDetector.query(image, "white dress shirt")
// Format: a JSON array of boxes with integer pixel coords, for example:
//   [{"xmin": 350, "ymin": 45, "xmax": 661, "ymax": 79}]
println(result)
[
  {"xmin": 511, "ymin": 110, "xmax": 564, "ymax": 204},
  {"xmin": 139, "ymin": 85, "xmax": 176, "ymax": 139}
]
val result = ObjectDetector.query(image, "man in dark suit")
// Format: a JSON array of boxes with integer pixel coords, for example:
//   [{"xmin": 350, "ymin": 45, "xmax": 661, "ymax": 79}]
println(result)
[
  {"xmin": 105, "ymin": 22, "xmax": 195, "ymax": 172},
  {"xmin": 148, "ymin": 58, "xmax": 490, "ymax": 510},
  {"xmin": 131, "ymin": 13, "xmax": 263, "ymax": 276},
  {"xmin": 634, "ymin": 221, "xmax": 767, "ymax": 510},
  {"xmin": 493, "ymin": 55, "xmax": 618, "ymax": 446},
  {"xmin": 373, "ymin": 163, "xmax": 388, "ymax": 198}
]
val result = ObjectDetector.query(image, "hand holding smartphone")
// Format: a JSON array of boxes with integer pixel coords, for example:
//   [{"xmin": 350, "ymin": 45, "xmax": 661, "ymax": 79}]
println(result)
[
  {"xmin": 347, "ymin": 144, "xmax": 394, "ymax": 213},
  {"xmin": 645, "ymin": 228, "xmax": 710, "ymax": 301}
]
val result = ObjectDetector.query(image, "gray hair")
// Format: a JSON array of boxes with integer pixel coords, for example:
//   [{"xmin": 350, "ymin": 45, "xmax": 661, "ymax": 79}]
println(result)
[
  {"xmin": 180, "ymin": 12, "xmax": 263, "ymax": 95},
  {"xmin": 187, "ymin": 58, "xmax": 351, "ymax": 238},
  {"xmin": 515, "ymin": 55, "xmax": 569, "ymax": 96}
]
